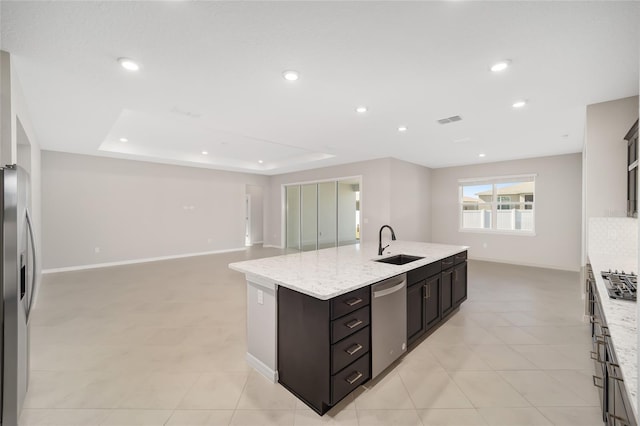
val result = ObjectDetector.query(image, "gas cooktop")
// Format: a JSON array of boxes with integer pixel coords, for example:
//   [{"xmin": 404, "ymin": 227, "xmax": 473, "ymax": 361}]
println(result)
[{"xmin": 601, "ymin": 270, "xmax": 637, "ymax": 301}]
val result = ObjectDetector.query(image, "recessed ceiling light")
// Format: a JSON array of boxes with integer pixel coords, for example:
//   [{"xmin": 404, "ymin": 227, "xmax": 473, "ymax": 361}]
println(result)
[
  {"xmin": 258, "ymin": 160, "xmax": 264, "ymax": 164},
  {"xmin": 118, "ymin": 57, "xmax": 140, "ymax": 72},
  {"xmin": 490, "ymin": 60, "xmax": 511, "ymax": 72},
  {"xmin": 283, "ymin": 70, "xmax": 299, "ymax": 81},
  {"xmin": 201, "ymin": 151, "xmax": 208, "ymax": 155},
  {"xmin": 119, "ymin": 137, "xmax": 128, "ymax": 143},
  {"xmin": 356, "ymin": 106, "xmax": 368, "ymax": 113},
  {"xmin": 479, "ymin": 153, "xmax": 486, "ymax": 158},
  {"xmin": 512, "ymin": 100, "xmax": 527, "ymax": 108},
  {"xmin": 398, "ymin": 126, "xmax": 408, "ymax": 132}
]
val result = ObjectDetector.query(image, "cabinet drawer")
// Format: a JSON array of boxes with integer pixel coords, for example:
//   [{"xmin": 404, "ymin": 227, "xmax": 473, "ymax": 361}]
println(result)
[
  {"xmin": 331, "ymin": 326, "xmax": 370, "ymax": 374},
  {"xmin": 331, "ymin": 306, "xmax": 370, "ymax": 343},
  {"xmin": 407, "ymin": 261, "xmax": 441, "ymax": 286},
  {"xmin": 441, "ymin": 256, "xmax": 455, "ymax": 270},
  {"xmin": 331, "ymin": 352, "xmax": 370, "ymax": 404},
  {"xmin": 454, "ymin": 251, "xmax": 467, "ymax": 264},
  {"xmin": 331, "ymin": 287, "xmax": 370, "ymax": 320}
]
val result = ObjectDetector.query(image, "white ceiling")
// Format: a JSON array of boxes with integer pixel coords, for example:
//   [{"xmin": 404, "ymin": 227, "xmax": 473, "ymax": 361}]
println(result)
[{"xmin": 1, "ymin": 1, "xmax": 638, "ymax": 175}]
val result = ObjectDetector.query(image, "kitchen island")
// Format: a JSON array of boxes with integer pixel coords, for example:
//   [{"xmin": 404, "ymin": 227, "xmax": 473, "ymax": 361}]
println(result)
[{"xmin": 229, "ymin": 240, "xmax": 468, "ymax": 414}]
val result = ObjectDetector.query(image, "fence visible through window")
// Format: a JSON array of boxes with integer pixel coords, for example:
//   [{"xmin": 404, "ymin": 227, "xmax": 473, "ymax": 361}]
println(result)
[{"xmin": 459, "ymin": 175, "xmax": 535, "ymax": 233}]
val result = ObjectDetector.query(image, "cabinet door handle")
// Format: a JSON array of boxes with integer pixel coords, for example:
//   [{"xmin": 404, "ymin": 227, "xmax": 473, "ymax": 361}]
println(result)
[
  {"xmin": 345, "ymin": 319, "xmax": 363, "ymax": 329},
  {"xmin": 607, "ymin": 362, "xmax": 624, "ymax": 381},
  {"xmin": 590, "ymin": 351, "xmax": 604, "ymax": 364},
  {"xmin": 608, "ymin": 413, "xmax": 632, "ymax": 425},
  {"xmin": 424, "ymin": 284, "xmax": 429, "ymax": 300},
  {"xmin": 345, "ymin": 297, "xmax": 363, "ymax": 307},
  {"xmin": 345, "ymin": 371, "xmax": 363, "ymax": 385},
  {"xmin": 345, "ymin": 343, "xmax": 363, "ymax": 356},
  {"xmin": 592, "ymin": 375, "xmax": 604, "ymax": 389}
]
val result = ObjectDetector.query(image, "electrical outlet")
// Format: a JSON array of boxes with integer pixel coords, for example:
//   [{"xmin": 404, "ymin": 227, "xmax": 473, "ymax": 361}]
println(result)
[
  {"xmin": 94, "ymin": 247, "xmax": 100, "ymax": 254},
  {"xmin": 482, "ymin": 242, "xmax": 488, "ymax": 248},
  {"xmin": 257, "ymin": 289, "xmax": 264, "ymax": 305}
]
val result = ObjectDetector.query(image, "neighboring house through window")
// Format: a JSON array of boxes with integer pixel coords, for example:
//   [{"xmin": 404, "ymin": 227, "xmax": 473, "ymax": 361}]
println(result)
[{"xmin": 459, "ymin": 174, "xmax": 536, "ymax": 234}]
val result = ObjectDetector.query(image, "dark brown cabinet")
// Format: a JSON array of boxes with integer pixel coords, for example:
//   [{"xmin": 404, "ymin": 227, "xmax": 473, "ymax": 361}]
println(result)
[
  {"xmin": 440, "ymin": 255, "xmax": 457, "ymax": 317},
  {"xmin": 407, "ymin": 251, "xmax": 467, "ymax": 347},
  {"xmin": 278, "ymin": 286, "xmax": 370, "ymax": 415},
  {"xmin": 452, "ymin": 261, "xmax": 467, "ymax": 306},
  {"xmin": 406, "ymin": 261, "xmax": 442, "ymax": 346},
  {"xmin": 625, "ymin": 119, "xmax": 638, "ymax": 218}
]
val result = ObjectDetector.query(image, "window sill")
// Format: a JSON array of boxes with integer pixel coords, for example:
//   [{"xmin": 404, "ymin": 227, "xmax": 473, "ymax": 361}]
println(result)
[{"xmin": 458, "ymin": 228, "xmax": 536, "ymax": 237}]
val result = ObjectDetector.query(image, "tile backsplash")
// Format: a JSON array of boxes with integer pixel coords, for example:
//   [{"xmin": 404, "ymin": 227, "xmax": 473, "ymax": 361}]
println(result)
[{"xmin": 589, "ymin": 217, "xmax": 638, "ymax": 257}]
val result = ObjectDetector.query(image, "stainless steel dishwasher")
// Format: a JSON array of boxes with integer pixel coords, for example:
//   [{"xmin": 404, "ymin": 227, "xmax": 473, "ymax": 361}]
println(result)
[{"xmin": 371, "ymin": 273, "xmax": 407, "ymax": 378}]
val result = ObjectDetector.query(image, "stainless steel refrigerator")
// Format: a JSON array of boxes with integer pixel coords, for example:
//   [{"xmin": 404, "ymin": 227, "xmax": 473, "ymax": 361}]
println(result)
[{"xmin": 1, "ymin": 165, "xmax": 38, "ymax": 426}]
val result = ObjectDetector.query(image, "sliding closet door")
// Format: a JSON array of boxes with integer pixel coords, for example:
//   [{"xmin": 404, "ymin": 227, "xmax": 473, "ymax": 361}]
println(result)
[
  {"xmin": 317, "ymin": 182, "xmax": 337, "ymax": 249},
  {"xmin": 301, "ymin": 184, "xmax": 318, "ymax": 251},
  {"xmin": 286, "ymin": 186, "xmax": 301, "ymax": 251}
]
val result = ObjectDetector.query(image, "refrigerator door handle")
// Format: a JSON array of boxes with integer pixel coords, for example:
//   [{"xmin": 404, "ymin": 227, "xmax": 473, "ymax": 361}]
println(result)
[{"xmin": 25, "ymin": 207, "xmax": 38, "ymax": 323}]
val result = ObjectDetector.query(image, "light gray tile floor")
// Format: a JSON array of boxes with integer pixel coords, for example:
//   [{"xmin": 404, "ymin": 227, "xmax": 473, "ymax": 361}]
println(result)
[{"xmin": 21, "ymin": 247, "xmax": 600, "ymax": 425}]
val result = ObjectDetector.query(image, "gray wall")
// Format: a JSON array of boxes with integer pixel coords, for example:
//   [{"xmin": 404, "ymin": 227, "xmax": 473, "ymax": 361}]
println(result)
[
  {"xmin": 389, "ymin": 158, "xmax": 432, "ymax": 244},
  {"xmin": 585, "ymin": 96, "xmax": 639, "ymax": 219},
  {"xmin": 265, "ymin": 158, "xmax": 432, "ymax": 247},
  {"xmin": 42, "ymin": 151, "xmax": 268, "ymax": 270},
  {"xmin": 246, "ymin": 184, "xmax": 264, "ymax": 244},
  {"xmin": 431, "ymin": 153, "xmax": 582, "ymax": 271}
]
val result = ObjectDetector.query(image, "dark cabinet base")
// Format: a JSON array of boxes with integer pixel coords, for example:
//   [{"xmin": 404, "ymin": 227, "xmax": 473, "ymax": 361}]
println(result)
[{"xmin": 278, "ymin": 286, "xmax": 371, "ymax": 415}]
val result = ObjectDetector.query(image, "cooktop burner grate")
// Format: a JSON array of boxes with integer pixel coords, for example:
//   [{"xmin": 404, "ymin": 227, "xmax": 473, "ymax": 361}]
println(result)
[{"xmin": 601, "ymin": 270, "xmax": 637, "ymax": 301}]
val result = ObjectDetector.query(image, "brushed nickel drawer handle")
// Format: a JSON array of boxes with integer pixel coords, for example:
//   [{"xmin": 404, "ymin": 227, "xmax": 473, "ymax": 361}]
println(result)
[
  {"xmin": 345, "ymin": 343, "xmax": 363, "ymax": 356},
  {"xmin": 345, "ymin": 297, "xmax": 363, "ymax": 307},
  {"xmin": 345, "ymin": 319, "xmax": 363, "ymax": 329},
  {"xmin": 345, "ymin": 371, "xmax": 363, "ymax": 384},
  {"xmin": 442, "ymin": 261, "xmax": 453, "ymax": 266},
  {"xmin": 592, "ymin": 375, "xmax": 604, "ymax": 389}
]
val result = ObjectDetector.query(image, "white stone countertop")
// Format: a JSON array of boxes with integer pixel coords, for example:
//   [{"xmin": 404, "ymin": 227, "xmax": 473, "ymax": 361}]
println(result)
[
  {"xmin": 588, "ymin": 252, "xmax": 637, "ymax": 419},
  {"xmin": 229, "ymin": 241, "xmax": 468, "ymax": 300}
]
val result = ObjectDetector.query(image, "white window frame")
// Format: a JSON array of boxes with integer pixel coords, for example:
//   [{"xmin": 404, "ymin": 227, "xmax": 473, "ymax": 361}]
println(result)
[{"xmin": 458, "ymin": 174, "xmax": 536, "ymax": 236}]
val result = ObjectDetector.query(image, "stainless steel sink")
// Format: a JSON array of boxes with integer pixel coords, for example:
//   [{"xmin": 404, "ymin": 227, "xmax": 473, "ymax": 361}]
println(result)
[{"xmin": 374, "ymin": 254, "xmax": 424, "ymax": 265}]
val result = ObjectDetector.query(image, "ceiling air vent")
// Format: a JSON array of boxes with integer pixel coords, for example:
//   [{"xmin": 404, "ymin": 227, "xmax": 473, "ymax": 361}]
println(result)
[{"xmin": 437, "ymin": 115, "xmax": 463, "ymax": 124}]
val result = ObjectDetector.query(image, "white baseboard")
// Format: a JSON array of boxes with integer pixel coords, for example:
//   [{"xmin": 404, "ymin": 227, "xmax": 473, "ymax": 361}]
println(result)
[
  {"xmin": 42, "ymin": 247, "xmax": 247, "ymax": 274},
  {"xmin": 469, "ymin": 256, "xmax": 580, "ymax": 272},
  {"xmin": 262, "ymin": 244, "xmax": 284, "ymax": 249},
  {"xmin": 251, "ymin": 240, "xmax": 264, "ymax": 245},
  {"xmin": 246, "ymin": 352, "xmax": 278, "ymax": 383}
]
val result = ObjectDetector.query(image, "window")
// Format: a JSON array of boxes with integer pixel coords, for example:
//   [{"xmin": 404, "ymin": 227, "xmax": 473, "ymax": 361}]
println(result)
[{"xmin": 459, "ymin": 175, "xmax": 535, "ymax": 234}]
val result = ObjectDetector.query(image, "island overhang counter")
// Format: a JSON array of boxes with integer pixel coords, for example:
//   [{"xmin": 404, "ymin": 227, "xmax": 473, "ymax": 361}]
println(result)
[{"xmin": 229, "ymin": 240, "xmax": 469, "ymax": 414}]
